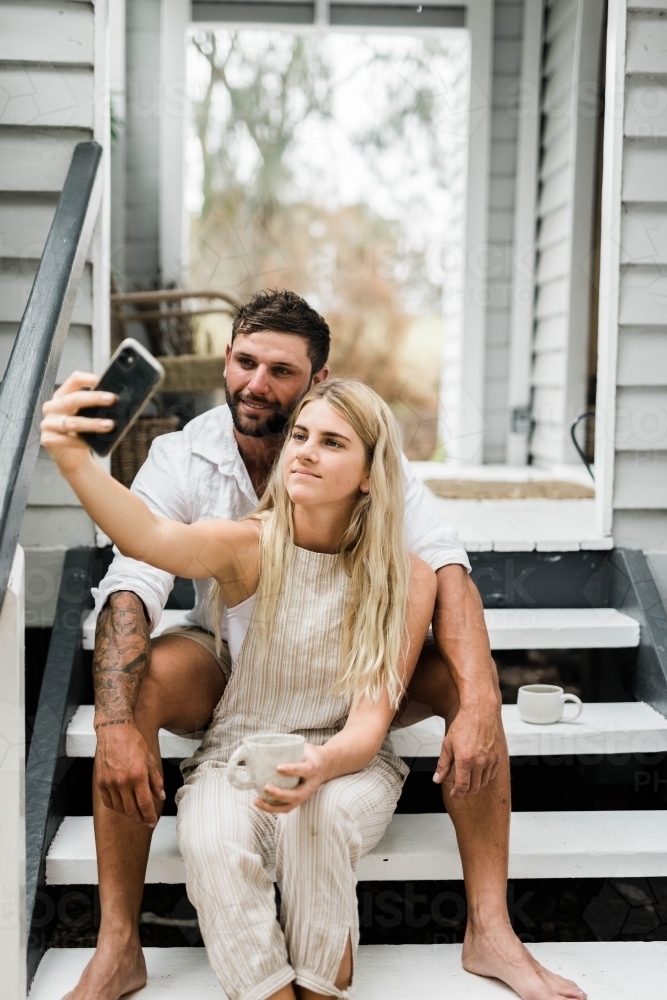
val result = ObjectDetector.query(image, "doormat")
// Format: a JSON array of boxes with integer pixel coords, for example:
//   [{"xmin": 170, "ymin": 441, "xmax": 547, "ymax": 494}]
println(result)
[{"xmin": 425, "ymin": 479, "xmax": 595, "ymax": 499}]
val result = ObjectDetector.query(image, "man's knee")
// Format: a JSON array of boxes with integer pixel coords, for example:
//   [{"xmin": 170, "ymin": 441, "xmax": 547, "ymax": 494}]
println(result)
[
  {"xmin": 409, "ymin": 642, "xmax": 460, "ymax": 720},
  {"xmin": 135, "ymin": 635, "xmax": 225, "ymax": 734},
  {"xmin": 133, "ymin": 639, "xmax": 172, "ymax": 721}
]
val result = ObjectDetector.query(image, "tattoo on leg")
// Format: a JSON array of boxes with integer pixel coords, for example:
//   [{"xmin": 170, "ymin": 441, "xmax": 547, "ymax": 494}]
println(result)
[{"xmin": 93, "ymin": 591, "xmax": 151, "ymax": 724}]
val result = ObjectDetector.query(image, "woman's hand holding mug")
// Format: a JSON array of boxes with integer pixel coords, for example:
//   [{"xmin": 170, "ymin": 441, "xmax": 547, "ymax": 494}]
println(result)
[
  {"xmin": 227, "ymin": 733, "xmax": 329, "ymax": 813},
  {"xmin": 259, "ymin": 743, "xmax": 328, "ymax": 814}
]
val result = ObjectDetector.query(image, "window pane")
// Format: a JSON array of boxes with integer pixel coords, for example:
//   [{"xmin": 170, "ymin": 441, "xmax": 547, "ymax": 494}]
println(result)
[{"xmin": 187, "ymin": 27, "xmax": 469, "ymax": 458}]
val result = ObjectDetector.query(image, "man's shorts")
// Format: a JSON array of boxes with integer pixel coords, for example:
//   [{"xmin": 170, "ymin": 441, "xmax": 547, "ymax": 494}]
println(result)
[{"xmin": 159, "ymin": 625, "xmax": 232, "ymax": 682}]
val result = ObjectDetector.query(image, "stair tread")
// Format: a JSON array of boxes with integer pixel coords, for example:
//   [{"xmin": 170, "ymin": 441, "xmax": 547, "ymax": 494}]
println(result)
[
  {"xmin": 81, "ymin": 606, "xmax": 640, "ymax": 652},
  {"xmin": 395, "ymin": 700, "xmax": 667, "ymax": 757},
  {"xmin": 484, "ymin": 606, "xmax": 639, "ymax": 648},
  {"xmin": 427, "ymin": 495, "xmax": 613, "ymax": 554},
  {"xmin": 47, "ymin": 810, "xmax": 667, "ymax": 884},
  {"xmin": 29, "ymin": 943, "xmax": 666, "ymax": 998},
  {"xmin": 67, "ymin": 701, "xmax": 667, "ymax": 760}
]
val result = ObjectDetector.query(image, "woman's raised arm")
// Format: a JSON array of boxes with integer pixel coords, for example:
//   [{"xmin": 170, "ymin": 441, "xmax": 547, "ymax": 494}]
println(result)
[{"xmin": 41, "ymin": 372, "xmax": 258, "ymax": 592}]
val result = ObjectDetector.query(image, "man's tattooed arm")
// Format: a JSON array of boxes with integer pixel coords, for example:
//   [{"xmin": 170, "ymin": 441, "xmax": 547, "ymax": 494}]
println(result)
[{"xmin": 93, "ymin": 590, "xmax": 151, "ymax": 726}]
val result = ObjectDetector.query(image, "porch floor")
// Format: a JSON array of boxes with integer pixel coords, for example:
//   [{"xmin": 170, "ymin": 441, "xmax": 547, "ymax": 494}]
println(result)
[{"xmin": 411, "ymin": 464, "xmax": 610, "ymax": 552}]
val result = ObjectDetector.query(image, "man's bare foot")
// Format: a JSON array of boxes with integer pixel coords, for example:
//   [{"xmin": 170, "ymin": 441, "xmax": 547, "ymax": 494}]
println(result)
[
  {"xmin": 62, "ymin": 936, "xmax": 147, "ymax": 1000},
  {"xmin": 462, "ymin": 922, "xmax": 587, "ymax": 1000}
]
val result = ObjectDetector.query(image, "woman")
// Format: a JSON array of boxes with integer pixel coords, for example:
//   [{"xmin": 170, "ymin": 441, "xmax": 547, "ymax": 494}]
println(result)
[{"xmin": 41, "ymin": 376, "xmax": 436, "ymax": 1000}]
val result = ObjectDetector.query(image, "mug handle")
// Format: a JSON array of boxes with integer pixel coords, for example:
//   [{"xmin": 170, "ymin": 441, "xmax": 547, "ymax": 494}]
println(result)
[
  {"xmin": 562, "ymin": 694, "xmax": 583, "ymax": 722},
  {"xmin": 227, "ymin": 745, "xmax": 255, "ymax": 790}
]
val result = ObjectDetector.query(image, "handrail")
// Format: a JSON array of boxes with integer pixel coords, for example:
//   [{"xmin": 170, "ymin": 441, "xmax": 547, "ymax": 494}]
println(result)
[
  {"xmin": 26, "ymin": 547, "xmax": 96, "ymax": 984},
  {"xmin": 570, "ymin": 411, "xmax": 596, "ymax": 482},
  {"xmin": 0, "ymin": 141, "xmax": 103, "ymax": 611}
]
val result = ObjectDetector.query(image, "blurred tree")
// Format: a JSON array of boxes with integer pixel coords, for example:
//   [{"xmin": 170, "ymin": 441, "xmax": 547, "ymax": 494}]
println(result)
[
  {"xmin": 192, "ymin": 32, "xmax": 333, "ymax": 220},
  {"xmin": 188, "ymin": 29, "xmax": 467, "ymax": 457}
]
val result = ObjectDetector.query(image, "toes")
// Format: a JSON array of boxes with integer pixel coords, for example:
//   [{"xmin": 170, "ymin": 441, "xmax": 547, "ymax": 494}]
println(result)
[{"xmin": 557, "ymin": 982, "xmax": 586, "ymax": 997}]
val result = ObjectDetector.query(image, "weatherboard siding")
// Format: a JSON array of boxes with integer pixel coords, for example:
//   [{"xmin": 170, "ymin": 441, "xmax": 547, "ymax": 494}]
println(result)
[
  {"xmin": 612, "ymin": 5, "xmax": 667, "ymax": 549},
  {"xmin": 529, "ymin": 0, "xmax": 605, "ymax": 466},
  {"xmin": 0, "ymin": 0, "xmax": 109, "ymax": 610},
  {"xmin": 483, "ymin": 0, "xmax": 524, "ymax": 463}
]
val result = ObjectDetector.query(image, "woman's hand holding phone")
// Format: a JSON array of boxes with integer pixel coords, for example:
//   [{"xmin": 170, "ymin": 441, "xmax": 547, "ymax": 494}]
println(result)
[
  {"xmin": 41, "ymin": 371, "xmax": 117, "ymax": 473},
  {"xmin": 42, "ymin": 338, "xmax": 164, "ymax": 469}
]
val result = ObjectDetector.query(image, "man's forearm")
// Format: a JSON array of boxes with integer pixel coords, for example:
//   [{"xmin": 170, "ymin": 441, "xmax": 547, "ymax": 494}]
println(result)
[
  {"xmin": 433, "ymin": 564, "xmax": 499, "ymax": 710},
  {"xmin": 93, "ymin": 591, "xmax": 151, "ymax": 725}
]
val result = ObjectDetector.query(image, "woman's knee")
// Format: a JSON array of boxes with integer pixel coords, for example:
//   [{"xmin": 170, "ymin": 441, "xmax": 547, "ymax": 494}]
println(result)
[
  {"xmin": 178, "ymin": 786, "xmax": 241, "ymax": 874},
  {"xmin": 280, "ymin": 781, "xmax": 358, "ymax": 856}
]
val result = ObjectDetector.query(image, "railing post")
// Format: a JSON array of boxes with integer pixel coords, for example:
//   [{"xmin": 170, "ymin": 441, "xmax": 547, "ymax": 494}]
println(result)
[{"xmin": 0, "ymin": 545, "xmax": 26, "ymax": 1000}]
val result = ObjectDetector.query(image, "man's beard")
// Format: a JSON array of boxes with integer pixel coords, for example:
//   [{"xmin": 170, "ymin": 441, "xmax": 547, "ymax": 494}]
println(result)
[{"xmin": 225, "ymin": 385, "xmax": 296, "ymax": 439}]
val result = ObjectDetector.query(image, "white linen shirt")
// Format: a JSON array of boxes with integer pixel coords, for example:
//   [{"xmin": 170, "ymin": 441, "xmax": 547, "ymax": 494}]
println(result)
[{"xmin": 92, "ymin": 404, "xmax": 470, "ymax": 637}]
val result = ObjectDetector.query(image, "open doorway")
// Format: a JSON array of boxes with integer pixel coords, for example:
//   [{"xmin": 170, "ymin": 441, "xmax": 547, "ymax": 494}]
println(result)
[{"xmin": 185, "ymin": 23, "xmax": 469, "ymax": 459}]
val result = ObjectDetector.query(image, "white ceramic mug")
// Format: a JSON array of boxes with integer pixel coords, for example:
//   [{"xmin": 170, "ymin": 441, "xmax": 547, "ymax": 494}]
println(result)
[
  {"xmin": 227, "ymin": 733, "xmax": 305, "ymax": 803},
  {"xmin": 517, "ymin": 684, "xmax": 583, "ymax": 725}
]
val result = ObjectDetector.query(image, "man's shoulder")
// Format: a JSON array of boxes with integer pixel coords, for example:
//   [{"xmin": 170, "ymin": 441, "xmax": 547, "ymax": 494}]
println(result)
[{"xmin": 154, "ymin": 405, "xmax": 234, "ymax": 466}]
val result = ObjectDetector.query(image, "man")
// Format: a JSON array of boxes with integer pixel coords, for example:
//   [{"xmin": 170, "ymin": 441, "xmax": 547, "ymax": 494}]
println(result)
[{"xmin": 49, "ymin": 290, "xmax": 584, "ymax": 1000}]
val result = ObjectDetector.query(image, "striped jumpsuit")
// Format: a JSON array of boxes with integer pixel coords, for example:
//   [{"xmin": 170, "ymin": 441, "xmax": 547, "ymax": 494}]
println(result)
[{"xmin": 176, "ymin": 541, "xmax": 408, "ymax": 1000}]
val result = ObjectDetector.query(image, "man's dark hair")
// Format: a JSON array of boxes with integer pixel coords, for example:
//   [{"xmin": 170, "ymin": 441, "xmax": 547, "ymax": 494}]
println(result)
[{"xmin": 232, "ymin": 289, "xmax": 330, "ymax": 373}]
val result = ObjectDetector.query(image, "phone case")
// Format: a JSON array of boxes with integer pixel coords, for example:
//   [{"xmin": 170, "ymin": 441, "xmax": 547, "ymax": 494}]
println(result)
[{"xmin": 78, "ymin": 339, "xmax": 165, "ymax": 457}]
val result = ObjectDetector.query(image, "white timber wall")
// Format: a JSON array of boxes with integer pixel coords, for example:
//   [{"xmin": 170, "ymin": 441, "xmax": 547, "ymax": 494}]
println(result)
[
  {"xmin": 124, "ymin": 0, "xmax": 161, "ymax": 288},
  {"xmin": 482, "ymin": 0, "xmax": 524, "ymax": 463},
  {"xmin": 596, "ymin": 0, "xmax": 667, "ymax": 552},
  {"xmin": 0, "ymin": 0, "xmax": 110, "ymax": 625},
  {"xmin": 440, "ymin": 0, "xmax": 494, "ymax": 465},
  {"xmin": 117, "ymin": 0, "xmax": 188, "ymax": 291},
  {"xmin": 505, "ymin": 0, "xmax": 543, "ymax": 465},
  {"xmin": 529, "ymin": 0, "xmax": 606, "ymax": 466}
]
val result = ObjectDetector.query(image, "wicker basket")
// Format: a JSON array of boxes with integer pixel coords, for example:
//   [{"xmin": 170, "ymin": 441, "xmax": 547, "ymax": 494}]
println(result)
[
  {"xmin": 156, "ymin": 354, "xmax": 226, "ymax": 393},
  {"xmin": 111, "ymin": 416, "xmax": 180, "ymax": 489}
]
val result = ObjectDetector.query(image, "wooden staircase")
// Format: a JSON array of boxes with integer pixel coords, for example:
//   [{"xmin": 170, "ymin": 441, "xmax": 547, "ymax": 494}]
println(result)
[{"xmin": 27, "ymin": 546, "xmax": 667, "ymax": 997}]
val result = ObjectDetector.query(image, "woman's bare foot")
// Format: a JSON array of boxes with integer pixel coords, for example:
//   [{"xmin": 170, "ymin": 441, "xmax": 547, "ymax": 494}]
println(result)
[
  {"xmin": 61, "ymin": 935, "xmax": 147, "ymax": 1000},
  {"xmin": 462, "ymin": 921, "xmax": 587, "ymax": 1000}
]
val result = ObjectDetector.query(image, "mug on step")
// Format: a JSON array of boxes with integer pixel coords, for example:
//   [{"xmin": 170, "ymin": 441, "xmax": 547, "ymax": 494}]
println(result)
[
  {"xmin": 517, "ymin": 684, "xmax": 583, "ymax": 725},
  {"xmin": 227, "ymin": 733, "xmax": 305, "ymax": 803}
]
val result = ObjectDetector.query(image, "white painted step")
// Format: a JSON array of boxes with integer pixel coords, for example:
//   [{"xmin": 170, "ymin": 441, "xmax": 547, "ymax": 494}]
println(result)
[
  {"xmin": 392, "ymin": 701, "xmax": 667, "ymax": 758},
  {"xmin": 485, "ymin": 607, "xmax": 639, "ymax": 649},
  {"xmin": 67, "ymin": 701, "xmax": 667, "ymax": 760},
  {"xmin": 46, "ymin": 810, "xmax": 667, "ymax": 884},
  {"xmin": 67, "ymin": 704, "xmax": 200, "ymax": 758},
  {"xmin": 29, "ymin": 943, "xmax": 667, "ymax": 999},
  {"xmin": 81, "ymin": 606, "xmax": 640, "ymax": 652}
]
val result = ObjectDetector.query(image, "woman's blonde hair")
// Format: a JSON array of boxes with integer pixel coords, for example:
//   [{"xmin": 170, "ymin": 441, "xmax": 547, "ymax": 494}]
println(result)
[{"xmin": 216, "ymin": 377, "xmax": 411, "ymax": 708}]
